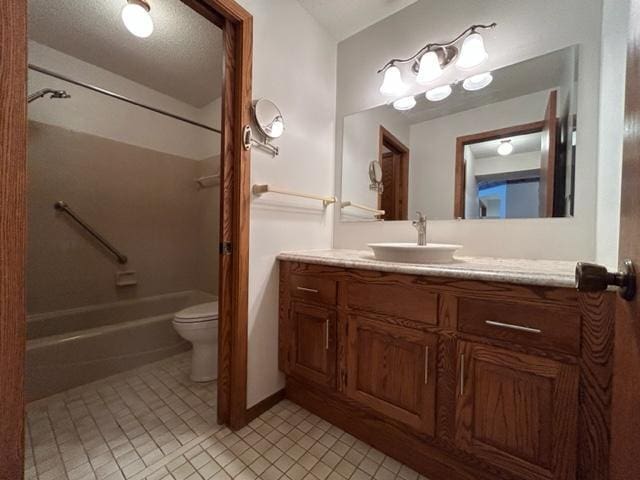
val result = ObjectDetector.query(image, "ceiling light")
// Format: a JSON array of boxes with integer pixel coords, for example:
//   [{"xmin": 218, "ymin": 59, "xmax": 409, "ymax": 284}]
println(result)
[
  {"xmin": 416, "ymin": 51, "xmax": 443, "ymax": 85},
  {"xmin": 393, "ymin": 96, "xmax": 416, "ymax": 111},
  {"xmin": 463, "ymin": 72, "xmax": 493, "ymax": 91},
  {"xmin": 498, "ymin": 140, "xmax": 513, "ymax": 156},
  {"xmin": 425, "ymin": 85, "xmax": 452, "ymax": 102},
  {"xmin": 122, "ymin": 0, "xmax": 154, "ymax": 38},
  {"xmin": 456, "ymin": 32, "xmax": 489, "ymax": 70},
  {"xmin": 379, "ymin": 66, "xmax": 407, "ymax": 96}
]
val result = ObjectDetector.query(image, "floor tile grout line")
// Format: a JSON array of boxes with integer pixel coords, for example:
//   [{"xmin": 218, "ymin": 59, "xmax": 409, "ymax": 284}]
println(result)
[
  {"xmin": 128, "ymin": 426, "xmax": 220, "ymax": 480},
  {"xmin": 25, "ymin": 353, "xmax": 415, "ymax": 480}
]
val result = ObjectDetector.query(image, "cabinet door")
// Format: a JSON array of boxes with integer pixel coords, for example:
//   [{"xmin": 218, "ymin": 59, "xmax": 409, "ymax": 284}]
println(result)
[
  {"xmin": 346, "ymin": 315, "xmax": 437, "ymax": 435},
  {"xmin": 455, "ymin": 341, "xmax": 579, "ymax": 480},
  {"xmin": 289, "ymin": 302, "xmax": 336, "ymax": 388}
]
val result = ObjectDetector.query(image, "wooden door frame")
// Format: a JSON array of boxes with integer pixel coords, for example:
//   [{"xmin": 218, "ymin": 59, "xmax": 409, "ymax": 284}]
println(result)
[
  {"xmin": 610, "ymin": 0, "xmax": 640, "ymax": 477},
  {"xmin": 0, "ymin": 0, "xmax": 252, "ymax": 476},
  {"xmin": 453, "ymin": 120, "xmax": 545, "ymax": 219},
  {"xmin": 378, "ymin": 126, "xmax": 410, "ymax": 219}
]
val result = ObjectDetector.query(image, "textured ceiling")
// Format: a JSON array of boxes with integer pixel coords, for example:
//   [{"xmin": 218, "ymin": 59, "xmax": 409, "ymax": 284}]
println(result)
[
  {"xmin": 296, "ymin": 0, "xmax": 418, "ymax": 41},
  {"xmin": 29, "ymin": 0, "xmax": 223, "ymax": 107}
]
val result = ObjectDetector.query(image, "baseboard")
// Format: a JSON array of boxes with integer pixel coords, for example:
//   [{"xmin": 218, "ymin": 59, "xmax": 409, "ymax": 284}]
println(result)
[{"xmin": 245, "ymin": 388, "xmax": 286, "ymax": 423}]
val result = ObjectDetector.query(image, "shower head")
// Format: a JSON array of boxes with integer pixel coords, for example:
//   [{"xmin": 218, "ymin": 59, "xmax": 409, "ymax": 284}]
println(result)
[{"xmin": 27, "ymin": 88, "xmax": 71, "ymax": 104}]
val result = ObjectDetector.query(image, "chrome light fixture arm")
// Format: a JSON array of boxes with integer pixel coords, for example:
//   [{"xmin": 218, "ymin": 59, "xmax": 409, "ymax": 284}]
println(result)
[{"xmin": 376, "ymin": 22, "xmax": 497, "ymax": 74}]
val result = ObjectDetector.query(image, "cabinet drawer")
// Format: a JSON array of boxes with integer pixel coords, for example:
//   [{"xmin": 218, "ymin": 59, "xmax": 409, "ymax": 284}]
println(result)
[
  {"xmin": 347, "ymin": 282, "xmax": 438, "ymax": 325},
  {"xmin": 458, "ymin": 298, "xmax": 580, "ymax": 355},
  {"xmin": 290, "ymin": 274, "xmax": 337, "ymax": 306}
]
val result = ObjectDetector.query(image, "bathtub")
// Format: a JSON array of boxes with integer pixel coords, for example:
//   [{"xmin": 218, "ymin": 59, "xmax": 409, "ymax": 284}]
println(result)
[{"xmin": 26, "ymin": 290, "xmax": 215, "ymax": 401}]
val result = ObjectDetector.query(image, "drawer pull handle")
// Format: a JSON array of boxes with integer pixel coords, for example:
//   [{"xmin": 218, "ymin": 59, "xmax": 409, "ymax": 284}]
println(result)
[
  {"xmin": 424, "ymin": 346, "xmax": 429, "ymax": 384},
  {"xmin": 325, "ymin": 319, "xmax": 330, "ymax": 350},
  {"xmin": 485, "ymin": 320, "xmax": 542, "ymax": 334},
  {"xmin": 297, "ymin": 286, "xmax": 319, "ymax": 294},
  {"xmin": 460, "ymin": 353, "xmax": 465, "ymax": 396}
]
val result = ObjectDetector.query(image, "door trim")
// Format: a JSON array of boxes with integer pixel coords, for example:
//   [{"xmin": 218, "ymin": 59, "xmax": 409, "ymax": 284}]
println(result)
[{"xmin": 378, "ymin": 126, "xmax": 410, "ymax": 220}]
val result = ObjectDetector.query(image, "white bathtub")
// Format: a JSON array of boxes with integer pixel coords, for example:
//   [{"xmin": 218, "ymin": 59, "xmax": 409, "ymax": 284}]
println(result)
[{"xmin": 26, "ymin": 290, "xmax": 215, "ymax": 401}]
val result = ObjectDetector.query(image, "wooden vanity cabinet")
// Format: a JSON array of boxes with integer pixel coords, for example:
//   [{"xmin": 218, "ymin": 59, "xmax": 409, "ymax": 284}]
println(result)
[
  {"xmin": 288, "ymin": 301, "xmax": 336, "ymax": 388},
  {"xmin": 455, "ymin": 341, "xmax": 579, "ymax": 480},
  {"xmin": 346, "ymin": 314, "xmax": 438, "ymax": 436},
  {"xmin": 279, "ymin": 260, "xmax": 613, "ymax": 480}
]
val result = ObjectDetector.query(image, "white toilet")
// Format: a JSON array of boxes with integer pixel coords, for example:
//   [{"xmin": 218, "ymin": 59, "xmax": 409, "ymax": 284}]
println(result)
[{"xmin": 172, "ymin": 301, "xmax": 219, "ymax": 382}]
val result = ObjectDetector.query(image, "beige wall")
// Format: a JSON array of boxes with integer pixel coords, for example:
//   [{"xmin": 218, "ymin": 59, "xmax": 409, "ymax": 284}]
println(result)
[{"xmin": 27, "ymin": 121, "xmax": 219, "ymax": 314}]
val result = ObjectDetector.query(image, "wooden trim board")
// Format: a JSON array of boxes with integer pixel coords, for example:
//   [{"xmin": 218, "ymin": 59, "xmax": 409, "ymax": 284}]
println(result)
[
  {"xmin": 0, "ymin": 1, "xmax": 27, "ymax": 478},
  {"xmin": 246, "ymin": 389, "xmax": 287, "ymax": 423}
]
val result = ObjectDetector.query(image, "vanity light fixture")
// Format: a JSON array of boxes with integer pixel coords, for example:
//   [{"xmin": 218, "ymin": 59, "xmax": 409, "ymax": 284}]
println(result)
[
  {"xmin": 416, "ymin": 51, "xmax": 443, "ymax": 85},
  {"xmin": 379, "ymin": 65, "xmax": 408, "ymax": 96},
  {"xmin": 462, "ymin": 72, "xmax": 493, "ymax": 91},
  {"xmin": 122, "ymin": 0, "xmax": 154, "ymax": 38},
  {"xmin": 456, "ymin": 32, "xmax": 490, "ymax": 70},
  {"xmin": 497, "ymin": 139, "xmax": 514, "ymax": 156},
  {"xmin": 377, "ymin": 23, "xmax": 496, "ymax": 95},
  {"xmin": 425, "ymin": 84, "xmax": 452, "ymax": 102},
  {"xmin": 393, "ymin": 95, "xmax": 417, "ymax": 111}
]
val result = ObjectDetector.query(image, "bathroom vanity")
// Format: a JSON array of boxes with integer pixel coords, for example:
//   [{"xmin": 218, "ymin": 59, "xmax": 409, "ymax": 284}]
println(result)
[{"xmin": 278, "ymin": 250, "xmax": 614, "ymax": 480}]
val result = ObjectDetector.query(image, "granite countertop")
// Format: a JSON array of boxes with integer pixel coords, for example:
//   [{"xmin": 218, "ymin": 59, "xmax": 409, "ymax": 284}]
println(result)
[{"xmin": 277, "ymin": 249, "xmax": 578, "ymax": 288}]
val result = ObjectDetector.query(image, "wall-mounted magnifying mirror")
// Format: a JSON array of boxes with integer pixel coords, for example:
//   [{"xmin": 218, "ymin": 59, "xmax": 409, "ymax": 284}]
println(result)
[
  {"xmin": 369, "ymin": 161, "xmax": 384, "ymax": 193},
  {"xmin": 253, "ymin": 99, "xmax": 285, "ymax": 139}
]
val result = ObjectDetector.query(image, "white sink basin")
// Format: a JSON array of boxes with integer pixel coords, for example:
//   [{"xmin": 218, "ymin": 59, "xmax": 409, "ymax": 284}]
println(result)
[{"xmin": 368, "ymin": 242, "xmax": 462, "ymax": 264}]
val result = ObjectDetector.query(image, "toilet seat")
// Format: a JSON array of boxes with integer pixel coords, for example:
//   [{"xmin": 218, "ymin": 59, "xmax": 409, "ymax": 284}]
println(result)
[{"xmin": 173, "ymin": 301, "xmax": 218, "ymax": 324}]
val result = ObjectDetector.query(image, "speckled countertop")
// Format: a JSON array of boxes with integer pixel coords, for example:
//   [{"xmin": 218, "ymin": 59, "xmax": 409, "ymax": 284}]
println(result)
[{"xmin": 277, "ymin": 249, "xmax": 578, "ymax": 288}]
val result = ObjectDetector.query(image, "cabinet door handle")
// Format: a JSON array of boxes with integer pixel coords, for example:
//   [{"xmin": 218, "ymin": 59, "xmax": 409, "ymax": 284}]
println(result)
[
  {"xmin": 460, "ymin": 353, "xmax": 465, "ymax": 396},
  {"xmin": 485, "ymin": 320, "xmax": 542, "ymax": 334},
  {"xmin": 297, "ymin": 286, "xmax": 319, "ymax": 294},
  {"xmin": 424, "ymin": 346, "xmax": 430, "ymax": 384},
  {"xmin": 325, "ymin": 319, "xmax": 330, "ymax": 350}
]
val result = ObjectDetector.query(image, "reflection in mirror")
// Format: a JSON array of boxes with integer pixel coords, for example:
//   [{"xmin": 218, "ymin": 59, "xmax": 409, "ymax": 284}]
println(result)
[
  {"xmin": 368, "ymin": 161, "xmax": 383, "ymax": 193},
  {"xmin": 253, "ymin": 98, "xmax": 285, "ymax": 139},
  {"xmin": 340, "ymin": 46, "xmax": 578, "ymax": 222}
]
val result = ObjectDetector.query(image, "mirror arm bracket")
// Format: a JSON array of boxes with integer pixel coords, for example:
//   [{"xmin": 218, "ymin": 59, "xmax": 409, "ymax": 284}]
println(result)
[{"xmin": 242, "ymin": 124, "xmax": 280, "ymax": 156}]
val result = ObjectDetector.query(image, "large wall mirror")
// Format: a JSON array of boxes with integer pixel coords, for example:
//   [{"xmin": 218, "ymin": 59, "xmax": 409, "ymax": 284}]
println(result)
[{"xmin": 340, "ymin": 45, "xmax": 579, "ymax": 221}]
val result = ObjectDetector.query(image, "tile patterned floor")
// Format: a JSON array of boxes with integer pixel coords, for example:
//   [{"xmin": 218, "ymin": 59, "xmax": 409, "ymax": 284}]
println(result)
[{"xmin": 25, "ymin": 353, "xmax": 427, "ymax": 480}]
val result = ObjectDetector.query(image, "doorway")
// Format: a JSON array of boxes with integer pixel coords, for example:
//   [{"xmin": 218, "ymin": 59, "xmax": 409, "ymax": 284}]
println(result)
[
  {"xmin": 0, "ymin": 0, "xmax": 252, "ymax": 478},
  {"xmin": 378, "ymin": 126, "xmax": 409, "ymax": 221}
]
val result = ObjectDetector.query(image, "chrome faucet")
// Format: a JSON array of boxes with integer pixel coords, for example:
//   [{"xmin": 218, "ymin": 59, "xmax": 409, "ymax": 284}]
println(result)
[{"xmin": 412, "ymin": 211, "xmax": 427, "ymax": 246}]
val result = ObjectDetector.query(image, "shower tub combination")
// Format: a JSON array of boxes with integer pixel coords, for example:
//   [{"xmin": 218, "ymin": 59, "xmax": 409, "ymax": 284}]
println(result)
[{"xmin": 26, "ymin": 290, "xmax": 215, "ymax": 402}]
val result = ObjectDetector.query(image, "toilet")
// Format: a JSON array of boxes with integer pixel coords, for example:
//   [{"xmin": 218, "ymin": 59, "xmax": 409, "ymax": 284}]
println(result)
[{"xmin": 172, "ymin": 301, "xmax": 219, "ymax": 382}]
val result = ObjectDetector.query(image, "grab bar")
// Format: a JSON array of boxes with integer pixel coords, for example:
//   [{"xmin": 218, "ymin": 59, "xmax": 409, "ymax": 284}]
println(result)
[
  {"xmin": 54, "ymin": 201, "xmax": 128, "ymax": 264},
  {"xmin": 340, "ymin": 201, "xmax": 385, "ymax": 216},
  {"xmin": 252, "ymin": 184, "xmax": 337, "ymax": 207}
]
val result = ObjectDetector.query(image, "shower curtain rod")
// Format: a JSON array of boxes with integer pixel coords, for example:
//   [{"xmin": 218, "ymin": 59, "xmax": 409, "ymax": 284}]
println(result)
[{"xmin": 28, "ymin": 64, "xmax": 222, "ymax": 134}]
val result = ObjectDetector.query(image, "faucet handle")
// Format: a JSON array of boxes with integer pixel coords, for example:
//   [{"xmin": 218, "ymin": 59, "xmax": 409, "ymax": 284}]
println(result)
[{"xmin": 414, "ymin": 211, "xmax": 427, "ymax": 222}]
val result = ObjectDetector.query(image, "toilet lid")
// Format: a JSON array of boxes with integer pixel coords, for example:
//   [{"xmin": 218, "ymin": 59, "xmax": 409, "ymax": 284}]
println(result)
[{"xmin": 174, "ymin": 301, "xmax": 219, "ymax": 323}]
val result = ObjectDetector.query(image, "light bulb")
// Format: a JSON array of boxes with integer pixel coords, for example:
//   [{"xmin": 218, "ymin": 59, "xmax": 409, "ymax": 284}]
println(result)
[
  {"xmin": 416, "ymin": 51, "xmax": 442, "ymax": 85},
  {"xmin": 497, "ymin": 140, "xmax": 513, "ymax": 156},
  {"xmin": 379, "ymin": 66, "xmax": 407, "ymax": 96},
  {"xmin": 425, "ymin": 84, "xmax": 452, "ymax": 102},
  {"xmin": 393, "ymin": 96, "xmax": 416, "ymax": 111},
  {"xmin": 462, "ymin": 72, "xmax": 493, "ymax": 91},
  {"xmin": 267, "ymin": 116, "xmax": 284, "ymax": 138},
  {"xmin": 456, "ymin": 32, "xmax": 488, "ymax": 70},
  {"xmin": 122, "ymin": 1, "xmax": 154, "ymax": 38}
]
